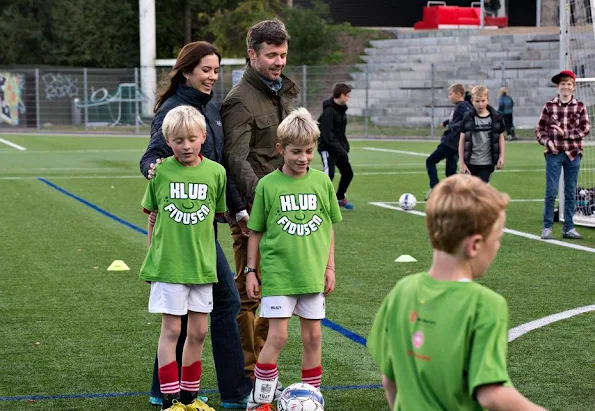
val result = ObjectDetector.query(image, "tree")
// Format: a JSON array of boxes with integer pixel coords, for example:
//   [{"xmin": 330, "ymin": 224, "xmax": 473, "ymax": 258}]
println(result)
[
  {"xmin": 203, "ymin": 0, "xmax": 283, "ymax": 58},
  {"xmin": 283, "ymin": 1, "xmax": 346, "ymax": 65}
]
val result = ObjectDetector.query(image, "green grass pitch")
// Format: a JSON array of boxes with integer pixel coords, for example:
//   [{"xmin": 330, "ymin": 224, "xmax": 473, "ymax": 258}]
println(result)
[{"xmin": 0, "ymin": 134, "xmax": 593, "ymax": 410}]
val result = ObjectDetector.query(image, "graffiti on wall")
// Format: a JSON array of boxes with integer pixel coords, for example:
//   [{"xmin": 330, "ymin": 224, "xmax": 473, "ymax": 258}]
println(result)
[
  {"xmin": 42, "ymin": 73, "xmax": 79, "ymax": 100},
  {"xmin": 0, "ymin": 72, "xmax": 26, "ymax": 126}
]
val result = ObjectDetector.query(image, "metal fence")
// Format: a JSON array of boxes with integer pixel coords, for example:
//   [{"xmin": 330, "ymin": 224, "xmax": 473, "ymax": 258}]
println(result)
[{"xmin": 0, "ymin": 64, "xmax": 531, "ymax": 137}]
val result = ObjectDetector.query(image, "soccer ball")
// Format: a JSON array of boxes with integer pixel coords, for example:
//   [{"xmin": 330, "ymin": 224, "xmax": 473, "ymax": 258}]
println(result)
[
  {"xmin": 277, "ymin": 382, "xmax": 324, "ymax": 411},
  {"xmin": 399, "ymin": 193, "xmax": 417, "ymax": 210}
]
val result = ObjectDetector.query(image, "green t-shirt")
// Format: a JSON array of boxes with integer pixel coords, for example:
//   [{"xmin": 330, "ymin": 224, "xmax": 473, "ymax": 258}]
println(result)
[
  {"xmin": 247, "ymin": 168, "xmax": 342, "ymax": 297},
  {"xmin": 367, "ymin": 272, "xmax": 511, "ymax": 411},
  {"xmin": 139, "ymin": 156, "xmax": 226, "ymax": 284}
]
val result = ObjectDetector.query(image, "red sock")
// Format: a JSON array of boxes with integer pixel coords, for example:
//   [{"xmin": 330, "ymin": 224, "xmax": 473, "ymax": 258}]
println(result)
[
  {"xmin": 302, "ymin": 365, "xmax": 322, "ymax": 388},
  {"xmin": 180, "ymin": 361, "xmax": 202, "ymax": 393},
  {"xmin": 158, "ymin": 361, "xmax": 180, "ymax": 395},
  {"xmin": 254, "ymin": 362, "xmax": 278, "ymax": 381}
]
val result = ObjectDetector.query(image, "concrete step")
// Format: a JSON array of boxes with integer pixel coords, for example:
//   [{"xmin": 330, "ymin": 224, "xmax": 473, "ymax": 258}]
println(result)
[
  {"xmin": 369, "ymin": 114, "xmax": 540, "ymax": 129},
  {"xmin": 364, "ymin": 42, "xmax": 559, "ymax": 56},
  {"xmin": 370, "ymin": 33, "xmax": 559, "ymax": 47},
  {"xmin": 360, "ymin": 50, "xmax": 558, "ymax": 64},
  {"xmin": 393, "ymin": 26, "xmax": 559, "ymax": 39}
]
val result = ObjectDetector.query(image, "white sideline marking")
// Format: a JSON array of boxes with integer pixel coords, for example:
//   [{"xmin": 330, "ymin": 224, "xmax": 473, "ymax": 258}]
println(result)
[
  {"xmin": 358, "ymin": 169, "xmax": 556, "ymax": 176},
  {"xmin": 0, "ymin": 149, "xmax": 141, "ymax": 154},
  {"xmin": 508, "ymin": 305, "xmax": 595, "ymax": 342},
  {"xmin": 0, "ymin": 167, "xmax": 133, "ymax": 172},
  {"xmin": 362, "ymin": 147, "xmax": 429, "ymax": 157},
  {"xmin": 0, "ymin": 138, "xmax": 26, "ymax": 151},
  {"xmin": 369, "ymin": 202, "xmax": 595, "ymax": 254},
  {"xmin": 378, "ymin": 199, "xmax": 543, "ymax": 204},
  {"xmin": 0, "ymin": 175, "xmax": 140, "ymax": 180}
]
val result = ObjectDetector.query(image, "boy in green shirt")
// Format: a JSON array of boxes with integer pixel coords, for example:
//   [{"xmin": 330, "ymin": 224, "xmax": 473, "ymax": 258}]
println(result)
[
  {"xmin": 244, "ymin": 108, "xmax": 342, "ymax": 410},
  {"xmin": 368, "ymin": 174, "xmax": 546, "ymax": 411},
  {"xmin": 139, "ymin": 105, "xmax": 225, "ymax": 411}
]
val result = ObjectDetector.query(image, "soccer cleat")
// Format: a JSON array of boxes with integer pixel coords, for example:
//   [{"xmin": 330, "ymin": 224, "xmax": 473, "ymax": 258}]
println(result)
[
  {"xmin": 563, "ymin": 228, "xmax": 583, "ymax": 239},
  {"xmin": 424, "ymin": 188, "xmax": 433, "ymax": 201},
  {"xmin": 185, "ymin": 398, "xmax": 215, "ymax": 411},
  {"xmin": 274, "ymin": 381, "xmax": 283, "ymax": 401},
  {"xmin": 150, "ymin": 396, "xmax": 163, "ymax": 406},
  {"xmin": 162, "ymin": 400, "xmax": 187, "ymax": 411},
  {"xmin": 338, "ymin": 198, "xmax": 354, "ymax": 210},
  {"xmin": 247, "ymin": 404, "xmax": 276, "ymax": 411},
  {"xmin": 541, "ymin": 228, "xmax": 553, "ymax": 239},
  {"xmin": 220, "ymin": 396, "xmax": 248, "ymax": 409}
]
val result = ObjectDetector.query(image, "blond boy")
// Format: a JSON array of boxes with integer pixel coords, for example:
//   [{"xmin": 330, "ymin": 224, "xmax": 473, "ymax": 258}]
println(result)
[
  {"xmin": 244, "ymin": 108, "xmax": 342, "ymax": 410},
  {"xmin": 368, "ymin": 174, "xmax": 546, "ymax": 411},
  {"xmin": 140, "ymin": 105, "xmax": 225, "ymax": 411},
  {"xmin": 459, "ymin": 85, "xmax": 506, "ymax": 183}
]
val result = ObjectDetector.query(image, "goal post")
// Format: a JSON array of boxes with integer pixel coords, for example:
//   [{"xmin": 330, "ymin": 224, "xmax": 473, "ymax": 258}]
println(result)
[{"xmin": 559, "ymin": 0, "xmax": 595, "ymax": 228}]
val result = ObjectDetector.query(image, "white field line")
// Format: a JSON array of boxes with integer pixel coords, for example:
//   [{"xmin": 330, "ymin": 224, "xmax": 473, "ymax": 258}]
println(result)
[
  {"xmin": 378, "ymin": 199, "xmax": 543, "ymax": 204},
  {"xmin": 357, "ymin": 168, "xmax": 594, "ymax": 176},
  {"xmin": 362, "ymin": 147, "xmax": 429, "ymax": 157},
  {"xmin": 508, "ymin": 305, "xmax": 595, "ymax": 342},
  {"xmin": 0, "ymin": 175, "xmax": 140, "ymax": 180},
  {"xmin": 369, "ymin": 201, "xmax": 595, "ymax": 254},
  {"xmin": 351, "ymin": 163, "xmax": 425, "ymax": 167},
  {"xmin": 0, "ymin": 167, "xmax": 133, "ymax": 172},
  {"xmin": 0, "ymin": 138, "xmax": 26, "ymax": 151},
  {"xmin": 0, "ymin": 149, "xmax": 141, "ymax": 154}
]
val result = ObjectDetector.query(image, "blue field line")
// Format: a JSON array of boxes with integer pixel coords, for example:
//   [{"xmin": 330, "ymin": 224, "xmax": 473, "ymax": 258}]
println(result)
[
  {"xmin": 322, "ymin": 318, "xmax": 367, "ymax": 346},
  {"xmin": 38, "ymin": 179, "xmax": 368, "ymax": 343},
  {"xmin": 38, "ymin": 178, "xmax": 148, "ymax": 235},
  {"xmin": 0, "ymin": 384, "xmax": 382, "ymax": 401}
]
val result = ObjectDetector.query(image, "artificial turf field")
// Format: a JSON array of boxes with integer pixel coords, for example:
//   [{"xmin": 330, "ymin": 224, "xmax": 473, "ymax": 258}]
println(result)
[{"xmin": 1, "ymin": 134, "xmax": 593, "ymax": 410}]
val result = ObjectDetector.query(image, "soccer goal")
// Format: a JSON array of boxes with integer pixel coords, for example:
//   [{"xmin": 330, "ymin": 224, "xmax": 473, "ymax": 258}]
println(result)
[{"xmin": 559, "ymin": 0, "xmax": 595, "ymax": 227}]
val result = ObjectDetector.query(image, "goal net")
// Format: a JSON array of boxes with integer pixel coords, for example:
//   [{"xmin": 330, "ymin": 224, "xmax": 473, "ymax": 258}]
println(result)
[{"xmin": 560, "ymin": 0, "xmax": 595, "ymax": 227}]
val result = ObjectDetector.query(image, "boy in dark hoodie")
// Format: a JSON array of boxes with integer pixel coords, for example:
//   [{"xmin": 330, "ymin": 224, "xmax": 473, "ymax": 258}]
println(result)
[
  {"xmin": 425, "ymin": 84, "xmax": 472, "ymax": 200},
  {"xmin": 459, "ymin": 85, "xmax": 506, "ymax": 183},
  {"xmin": 318, "ymin": 83, "xmax": 354, "ymax": 210}
]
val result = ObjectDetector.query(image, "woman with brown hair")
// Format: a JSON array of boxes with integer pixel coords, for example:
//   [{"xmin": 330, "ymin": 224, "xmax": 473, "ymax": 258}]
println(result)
[{"xmin": 140, "ymin": 41, "xmax": 252, "ymax": 410}]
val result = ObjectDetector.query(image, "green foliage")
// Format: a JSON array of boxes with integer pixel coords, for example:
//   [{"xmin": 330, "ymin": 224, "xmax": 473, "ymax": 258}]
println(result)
[
  {"xmin": 0, "ymin": 0, "xmax": 51, "ymax": 65},
  {"xmin": 283, "ymin": 1, "xmax": 348, "ymax": 65},
  {"xmin": 202, "ymin": 0, "xmax": 283, "ymax": 58},
  {"xmin": 0, "ymin": 0, "xmax": 354, "ymax": 67},
  {"xmin": 0, "ymin": 0, "xmax": 139, "ymax": 67}
]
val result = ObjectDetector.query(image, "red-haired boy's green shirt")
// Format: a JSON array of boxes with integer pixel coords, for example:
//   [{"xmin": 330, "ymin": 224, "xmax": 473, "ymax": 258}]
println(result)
[{"xmin": 368, "ymin": 272, "xmax": 511, "ymax": 411}]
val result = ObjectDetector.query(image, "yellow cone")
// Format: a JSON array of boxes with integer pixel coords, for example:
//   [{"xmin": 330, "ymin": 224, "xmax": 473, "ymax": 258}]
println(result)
[{"xmin": 107, "ymin": 260, "xmax": 130, "ymax": 271}]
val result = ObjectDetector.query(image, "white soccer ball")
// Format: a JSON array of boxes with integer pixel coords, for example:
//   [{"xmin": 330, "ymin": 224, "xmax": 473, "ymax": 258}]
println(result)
[
  {"xmin": 277, "ymin": 382, "xmax": 324, "ymax": 411},
  {"xmin": 399, "ymin": 193, "xmax": 417, "ymax": 210}
]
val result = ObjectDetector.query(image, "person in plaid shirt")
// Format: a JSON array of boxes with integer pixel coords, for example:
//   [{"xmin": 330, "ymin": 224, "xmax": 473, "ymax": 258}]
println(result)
[{"xmin": 535, "ymin": 70, "xmax": 590, "ymax": 240}]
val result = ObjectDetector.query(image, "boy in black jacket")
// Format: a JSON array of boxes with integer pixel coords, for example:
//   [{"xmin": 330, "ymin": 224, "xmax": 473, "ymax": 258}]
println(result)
[
  {"xmin": 425, "ymin": 84, "xmax": 472, "ymax": 199},
  {"xmin": 319, "ymin": 83, "xmax": 355, "ymax": 210},
  {"xmin": 459, "ymin": 85, "xmax": 506, "ymax": 183}
]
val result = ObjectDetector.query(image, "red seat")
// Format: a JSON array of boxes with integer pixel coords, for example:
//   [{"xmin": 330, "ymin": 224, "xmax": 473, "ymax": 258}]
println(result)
[{"xmin": 414, "ymin": 5, "xmax": 508, "ymax": 29}]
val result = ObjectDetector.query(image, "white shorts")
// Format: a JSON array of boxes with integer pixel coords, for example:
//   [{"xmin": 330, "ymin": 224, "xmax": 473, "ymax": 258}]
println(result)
[
  {"xmin": 260, "ymin": 293, "xmax": 325, "ymax": 319},
  {"xmin": 148, "ymin": 282, "xmax": 213, "ymax": 315}
]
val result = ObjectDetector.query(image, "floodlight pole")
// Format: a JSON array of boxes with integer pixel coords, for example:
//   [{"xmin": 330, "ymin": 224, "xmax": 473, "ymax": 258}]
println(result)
[
  {"xmin": 480, "ymin": 0, "xmax": 485, "ymax": 29},
  {"xmin": 139, "ymin": 0, "xmax": 156, "ymax": 118},
  {"xmin": 536, "ymin": 0, "xmax": 542, "ymax": 27}
]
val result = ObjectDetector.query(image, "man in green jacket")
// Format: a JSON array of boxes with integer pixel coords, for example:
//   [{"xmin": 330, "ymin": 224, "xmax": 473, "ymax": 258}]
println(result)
[{"xmin": 221, "ymin": 18, "xmax": 300, "ymax": 382}]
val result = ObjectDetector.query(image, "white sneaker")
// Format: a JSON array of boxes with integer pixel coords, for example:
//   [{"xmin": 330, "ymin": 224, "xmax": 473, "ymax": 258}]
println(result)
[
  {"xmin": 246, "ymin": 381, "xmax": 283, "ymax": 410},
  {"xmin": 563, "ymin": 228, "xmax": 583, "ymax": 239},
  {"xmin": 541, "ymin": 228, "xmax": 553, "ymax": 239}
]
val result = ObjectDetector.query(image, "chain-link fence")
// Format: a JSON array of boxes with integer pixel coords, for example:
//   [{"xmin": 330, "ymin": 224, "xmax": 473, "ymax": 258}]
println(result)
[{"xmin": 1, "ymin": 64, "xmax": 540, "ymax": 137}]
